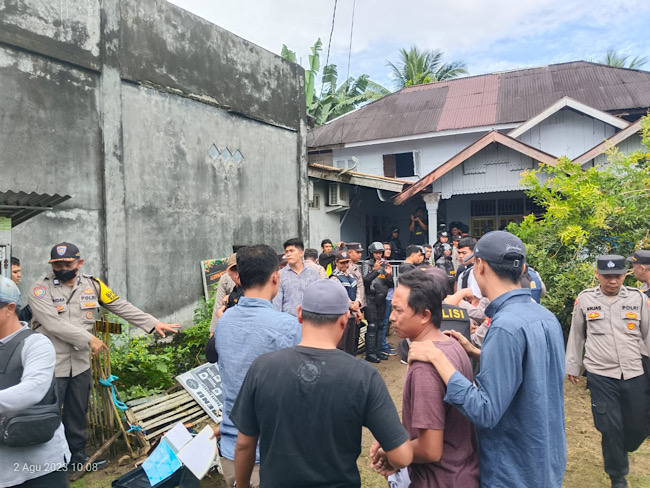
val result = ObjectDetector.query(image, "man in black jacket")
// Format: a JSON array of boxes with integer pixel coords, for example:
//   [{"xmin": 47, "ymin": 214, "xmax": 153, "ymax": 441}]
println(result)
[{"xmin": 362, "ymin": 242, "xmax": 394, "ymax": 363}]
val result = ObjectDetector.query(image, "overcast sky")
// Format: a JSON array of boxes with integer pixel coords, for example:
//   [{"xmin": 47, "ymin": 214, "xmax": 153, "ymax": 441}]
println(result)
[{"xmin": 169, "ymin": 0, "xmax": 650, "ymax": 90}]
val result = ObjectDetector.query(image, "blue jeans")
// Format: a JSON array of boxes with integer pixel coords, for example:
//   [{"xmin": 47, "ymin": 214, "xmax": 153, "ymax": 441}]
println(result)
[{"xmin": 381, "ymin": 299, "xmax": 392, "ymax": 351}]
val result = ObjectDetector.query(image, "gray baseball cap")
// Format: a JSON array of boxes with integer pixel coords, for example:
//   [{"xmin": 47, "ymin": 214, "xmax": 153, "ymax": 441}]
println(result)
[
  {"xmin": 0, "ymin": 276, "xmax": 20, "ymax": 305},
  {"xmin": 474, "ymin": 231, "xmax": 526, "ymax": 264},
  {"xmin": 302, "ymin": 279, "xmax": 349, "ymax": 315}
]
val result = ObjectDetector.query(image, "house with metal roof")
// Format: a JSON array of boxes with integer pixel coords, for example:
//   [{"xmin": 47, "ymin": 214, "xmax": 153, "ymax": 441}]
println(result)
[{"xmin": 307, "ymin": 61, "xmax": 650, "ymax": 247}]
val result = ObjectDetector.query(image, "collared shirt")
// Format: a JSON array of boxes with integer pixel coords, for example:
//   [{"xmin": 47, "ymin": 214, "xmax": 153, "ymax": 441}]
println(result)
[
  {"xmin": 445, "ymin": 289, "xmax": 567, "ymax": 488},
  {"xmin": 29, "ymin": 274, "xmax": 158, "ymax": 377},
  {"xmin": 273, "ymin": 264, "xmax": 319, "ymax": 316},
  {"xmin": 304, "ymin": 259, "xmax": 328, "ymax": 279},
  {"xmin": 209, "ymin": 273, "xmax": 235, "ymax": 333},
  {"xmin": 1, "ymin": 324, "xmax": 71, "ymax": 487},
  {"xmin": 348, "ymin": 262, "xmax": 366, "ymax": 308},
  {"xmin": 566, "ymin": 285, "xmax": 650, "ymax": 380},
  {"xmin": 215, "ymin": 297, "xmax": 301, "ymax": 462}
]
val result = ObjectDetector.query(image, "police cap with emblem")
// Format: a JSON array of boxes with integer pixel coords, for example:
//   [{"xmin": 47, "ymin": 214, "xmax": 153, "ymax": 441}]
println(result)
[
  {"xmin": 626, "ymin": 250, "xmax": 650, "ymax": 265},
  {"xmin": 334, "ymin": 250, "xmax": 351, "ymax": 262},
  {"xmin": 596, "ymin": 255, "xmax": 626, "ymax": 275},
  {"xmin": 345, "ymin": 242, "xmax": 364, "ymax": 252},
  {"xmin": 49, "ymin": 242, "xmax": 81, "ymax": 263}
]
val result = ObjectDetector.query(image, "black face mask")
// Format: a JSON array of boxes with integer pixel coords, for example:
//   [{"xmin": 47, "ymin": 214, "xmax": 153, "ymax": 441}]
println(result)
[{"xmin": 54, "ymin": 268, "xmax": 78, "ymax": 283}]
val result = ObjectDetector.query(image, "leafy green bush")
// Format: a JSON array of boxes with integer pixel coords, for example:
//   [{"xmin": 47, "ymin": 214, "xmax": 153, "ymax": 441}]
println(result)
[
  {"xmin": 109, "ymin": 295, "xmax": 214, "ymax": 400},
  {"xmin": 510, "ymin": 115, "xmax": 650, "ymax": 338}
]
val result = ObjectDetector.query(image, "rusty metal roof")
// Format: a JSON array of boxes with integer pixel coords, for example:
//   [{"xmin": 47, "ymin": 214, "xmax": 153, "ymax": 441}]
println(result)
[
  {"xmin": 308, "ymin": 61, "xmax": 650, "ymax": 148},
  {"xmin": 0, "ymin": 191, "xmax": 72, "ymax": 226}
]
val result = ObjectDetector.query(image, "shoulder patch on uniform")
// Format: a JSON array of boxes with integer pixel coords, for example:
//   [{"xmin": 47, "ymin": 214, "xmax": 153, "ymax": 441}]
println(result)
[
  {"xmin": 32, "ymin": 285, "xmax": 46, "ymax": 299},
  {"xmin": 91, "ymin": 277, "xmax": 119, "ymax": 304}
]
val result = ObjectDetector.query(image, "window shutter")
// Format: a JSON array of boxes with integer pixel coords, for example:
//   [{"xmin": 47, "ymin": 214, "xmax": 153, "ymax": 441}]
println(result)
[{"xmin": 383, "ymin": 154, "xmax": 396, "ymax": 177}]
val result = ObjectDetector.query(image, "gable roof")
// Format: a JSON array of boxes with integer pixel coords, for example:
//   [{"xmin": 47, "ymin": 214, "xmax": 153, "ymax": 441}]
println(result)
[
  {"xmin": 393, "ymin": 132, "xmax": 558, "ymax": 204},
  {"xmin": 572, "ymin": 118, "xmax": 644, "ymax": 166},
  {"xmin": 308, "ymin": 61, "xmax": 650, "ymax": 149},
  {"xmin": 508, "ymin": 96, "xmax": 629, "ymax": 138}
]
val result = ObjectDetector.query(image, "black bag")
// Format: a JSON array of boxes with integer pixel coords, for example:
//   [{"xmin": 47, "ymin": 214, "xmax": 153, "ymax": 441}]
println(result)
[{"xmin": 0, "ymin": 329, "xmax": 61, "ymax": 447}]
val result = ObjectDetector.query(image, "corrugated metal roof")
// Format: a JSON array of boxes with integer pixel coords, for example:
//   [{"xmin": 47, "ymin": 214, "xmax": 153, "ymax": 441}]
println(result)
[
  {"xmin": 0, "ymin": 191, "xmax": 72, "ymax": 226},
  {"xmin": 308, "ymin": 61, "xmax": 650, "ymax": 148}
]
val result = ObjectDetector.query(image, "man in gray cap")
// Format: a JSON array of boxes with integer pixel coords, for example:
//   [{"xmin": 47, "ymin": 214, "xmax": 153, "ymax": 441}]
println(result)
[
  {"xmin": 566, "ymin": 254, "xmax": 650, "ymax": 488},
  {"xmin": 627, "ymin": 250, "xmax": 650, "ymax": 297},
  {"xmin": 0, "ymin": 276, "xmax": 71, "ymax": 487},
  {"xmin": 230, "ymin": 279, "xmax": 412, "ymax": 488},
  {"xmin": 408, "ymin": 231, "xmax": 567, "ymax": 488}
]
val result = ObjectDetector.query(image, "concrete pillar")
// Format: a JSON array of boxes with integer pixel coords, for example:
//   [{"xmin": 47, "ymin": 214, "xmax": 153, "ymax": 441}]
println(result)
[
  {"xmin": 99, "ymin": 0, "xmax": 128, "ymax": 296},
  {"xmin": 422, "ymin": 193, "xmax": 441, "ymax": 245}
]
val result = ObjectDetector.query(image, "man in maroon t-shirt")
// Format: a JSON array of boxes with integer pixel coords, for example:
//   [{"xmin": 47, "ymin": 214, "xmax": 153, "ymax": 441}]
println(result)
[{"xmin": 371, "ymin": 271, "xmax": 479, "ymax": 488}]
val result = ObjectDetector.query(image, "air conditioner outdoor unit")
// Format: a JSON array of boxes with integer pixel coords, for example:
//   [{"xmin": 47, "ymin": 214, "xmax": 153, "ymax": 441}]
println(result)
[{"xmin": 328, "ymin": 183, "xmax": 350, "ymax": 207}]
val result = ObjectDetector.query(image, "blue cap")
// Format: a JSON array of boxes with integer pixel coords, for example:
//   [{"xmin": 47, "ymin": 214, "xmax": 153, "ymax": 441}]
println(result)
[
  {"xmin": 0, "ymin": 276, "xmax": 20, "ymax": 305},
  {"xmin": 302, "ymin": 279, "xmax": 350, "ymax": 315}
]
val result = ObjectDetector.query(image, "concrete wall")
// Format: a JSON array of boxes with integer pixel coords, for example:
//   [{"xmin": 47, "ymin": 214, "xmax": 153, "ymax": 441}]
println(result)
[
  {"xmin": 0, "ymin": 0, "xmax": 307, "ymax": 322},
  {"xmin": 308, "ymin": 180, "xmax": 341, "ymax": 248}
]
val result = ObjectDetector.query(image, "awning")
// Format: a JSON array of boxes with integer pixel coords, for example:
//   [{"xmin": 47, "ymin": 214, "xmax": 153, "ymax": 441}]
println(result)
[{"xmin": 0, "ymin": 191, "xmax": 72, "ymax": 226}]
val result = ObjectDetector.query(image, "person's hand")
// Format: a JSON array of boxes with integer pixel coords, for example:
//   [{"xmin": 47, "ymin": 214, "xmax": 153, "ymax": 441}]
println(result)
[
  {"xmin": 460, "ymin": 287, "xmax": 474, "ymax": 299},
  {"xmin": 216, "ymin": 305, "xmax": 227, "ymax": 320},
  {"xmin": 221, "ymin": 294, "xmax": 229, "ymax": 305},
  {"xmin": 154, "ymin": 322, "xmax": 181, "ymax": 338},
  {"xmin": 89, "ymin": 335, "xmax": 108, "ymax": 355},
  {"xmin": 385, "ymin": 265, "xmax": 392, "ymax": 276},
  {"xmin": 470, "ymin": 322, "xmax": 479, "ymax": 335},
  {"xmin": 408, "ymin": 340, "xmax": 444, "ymax": 364},
  {"xmin": 210, "ymin": 425, "xmax": 221, "ymax": 440},
  {"xmin": 443, "ymin": 329, "xmax": 473, "ymax": 353},
  {"xmin": 373, "ymin": 260, "xmax": 381, "ymax": 270},
  {"xmin": 568, "ymin": 375, "xmax": 580, "ymax": 385},
  {"xmin": 370, "ymin": 440, "xmax": 397, "ymax": 478},
  {"xmin": 350, "ymin": 301, "xmax": 360, "ymax": 312}
]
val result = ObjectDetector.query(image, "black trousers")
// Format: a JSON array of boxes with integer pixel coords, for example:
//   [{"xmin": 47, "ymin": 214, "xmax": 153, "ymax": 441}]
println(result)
[
  {"xmin": 586, "ymin": 371, "xmax": 648, "ymax": 478},
  {"xmin": 56, "ymin": 368, "xmax": 92, "ymax": 455},
  {"xmin": 365, "ymin": 298, "xmax": 386, "ymax": 357},
  {"xmin": 12, "ymin": 470, "xmax": 69, "ymax": 488}
]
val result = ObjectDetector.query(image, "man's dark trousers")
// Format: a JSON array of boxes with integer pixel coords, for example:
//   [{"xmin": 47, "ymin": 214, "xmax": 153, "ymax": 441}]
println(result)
[
  {"xmin": 586, "ymin": 371, "xmax": 647, "ymax": 478},
  {"xmin": 57, "ymin": 368, "xmax": 92, "ymax": 456}
]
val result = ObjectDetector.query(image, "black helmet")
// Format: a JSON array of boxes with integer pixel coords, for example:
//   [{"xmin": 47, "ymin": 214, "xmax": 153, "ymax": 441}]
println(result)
[
  {"xmin": 368, "ymin": 242, "xmax": 384, "ymax": 253},
  {"xmin": 390, "ymin": 226, "xmax": 399, "ymax": 234}
]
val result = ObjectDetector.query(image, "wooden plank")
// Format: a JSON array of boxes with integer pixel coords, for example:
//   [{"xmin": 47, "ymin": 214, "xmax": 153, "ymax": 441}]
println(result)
[
  {"xmin": 141, "ymin": 406, "xmax": 204, "ymax": 432},
  {"xmin": 130, "ymin": 390, "xmax": 189, "ymax": 413},
  {"xmin": 145, "ymin": 410, "xmax": 210, "ymax": 440},
  {"xmin": 133, "ymin": 395, "xmax": 196, "ymax": 422},
  {"xmin": 141, "ymin": 404, "xmax": 203, "ymax": 430}
]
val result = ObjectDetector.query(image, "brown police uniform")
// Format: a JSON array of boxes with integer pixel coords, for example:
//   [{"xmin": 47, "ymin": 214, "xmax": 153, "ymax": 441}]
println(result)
[
  {"xmin": 566, "ymin": 264, "xmax": 650, "ymax": 483},
  {"xmin": 29, "ymin": 271, "xmax": 158, "ymax": 461}
]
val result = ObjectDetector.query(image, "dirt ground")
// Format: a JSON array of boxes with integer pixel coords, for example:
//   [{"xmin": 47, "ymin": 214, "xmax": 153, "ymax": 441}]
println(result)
[{"xmin": 72, "ymin": 334, "xmax": 650, "ymax": 488}]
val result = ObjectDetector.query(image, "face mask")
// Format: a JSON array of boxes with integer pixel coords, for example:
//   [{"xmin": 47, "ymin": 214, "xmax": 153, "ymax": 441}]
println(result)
[{"xmin": 54, "ymin": 268, "xmax": 78, "ymax": 282}]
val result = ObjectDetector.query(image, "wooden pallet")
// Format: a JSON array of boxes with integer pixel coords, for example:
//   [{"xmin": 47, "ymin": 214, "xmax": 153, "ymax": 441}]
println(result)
[{"xmin": 125, "ymin": 389, "xmax": 216, "ymax": 450}]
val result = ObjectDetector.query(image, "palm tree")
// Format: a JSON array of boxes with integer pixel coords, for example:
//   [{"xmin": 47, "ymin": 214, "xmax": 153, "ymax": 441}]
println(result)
[
  {"xmin": 387, "ymin": 46, "xmax": 468, "ymax": 90},
  {"xmin": 597, "ymin": 48, "xmax": 647, "ymax": 69}
]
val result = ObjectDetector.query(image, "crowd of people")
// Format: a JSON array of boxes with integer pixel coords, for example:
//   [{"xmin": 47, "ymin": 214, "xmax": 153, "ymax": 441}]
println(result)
[{"xmin": 1, "ymin": 233, "xmax": 649, "ymax": 488}]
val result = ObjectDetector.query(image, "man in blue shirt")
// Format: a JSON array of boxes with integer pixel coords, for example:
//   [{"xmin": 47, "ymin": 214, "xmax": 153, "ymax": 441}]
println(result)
[
  {"xmin": 409, "ymin": 231, "xmax": 567, "ymax": 487},
  {"xmin": 214, "ymin": 244, "xmax": 301, "ymax": 487}
]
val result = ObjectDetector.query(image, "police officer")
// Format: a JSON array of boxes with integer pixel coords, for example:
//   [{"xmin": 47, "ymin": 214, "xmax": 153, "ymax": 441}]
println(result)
[
  {"xmin": 28, "ymin": 242, "xmax": 180, "ymax": 466},
  {"xmin": 362, "ymin": 242, "xmax": 393, "ymax": 363},
  {"xmin": 627, "ymin": 250, "xmax": 650, "ymax": 297},
  {"xmin": 566, "ymin": 255, "xmax": 650, "ymax": 488}
]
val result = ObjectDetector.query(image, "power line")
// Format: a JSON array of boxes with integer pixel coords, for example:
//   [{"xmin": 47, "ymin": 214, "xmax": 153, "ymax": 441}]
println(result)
[
  {"xmin": 320, "ymin": 0, "xmax": 338, "ymax": 98},
  {"xmin": 346, "ymin": 0, "xmax": 356, "ymax": 83}
]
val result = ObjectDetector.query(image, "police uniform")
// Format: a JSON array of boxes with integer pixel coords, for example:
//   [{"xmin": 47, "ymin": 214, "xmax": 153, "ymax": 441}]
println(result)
[
  {"xmin": 565, "ymin": 255, "xmax": 650, "ymax": 485},
  {"xmin": 28, "ymin": 243, "xmax": 159, "ymax": 463}
]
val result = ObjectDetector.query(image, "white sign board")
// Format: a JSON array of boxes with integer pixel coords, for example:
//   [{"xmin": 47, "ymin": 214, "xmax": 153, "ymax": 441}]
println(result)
[{"xmin": 176, "ymin": 363, "xmax": 223, "ymax": 424}]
